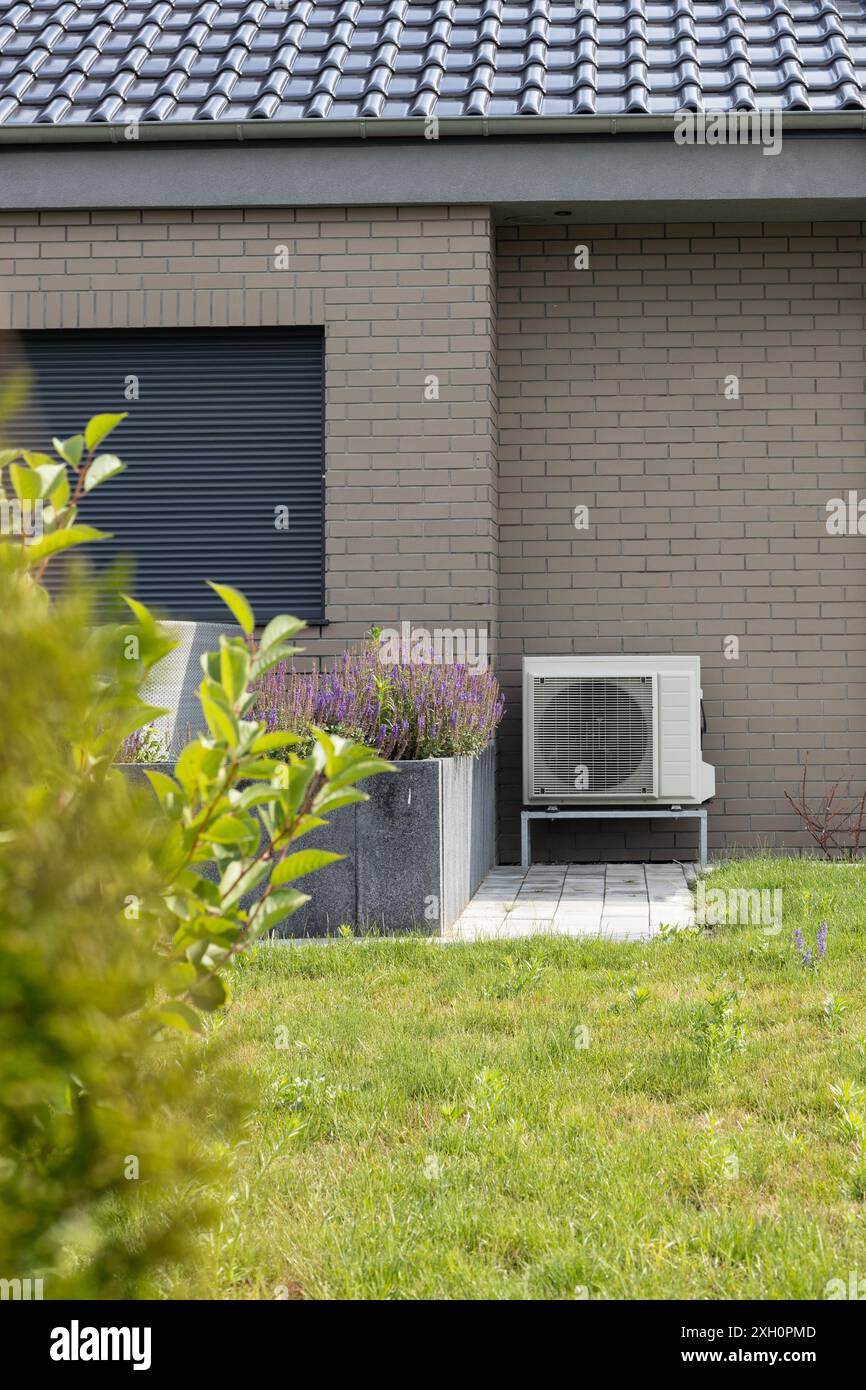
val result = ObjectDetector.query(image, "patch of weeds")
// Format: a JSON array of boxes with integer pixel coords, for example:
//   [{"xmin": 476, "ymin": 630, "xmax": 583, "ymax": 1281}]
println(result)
[
  {"xmin": 773, "ymin": 1120, "xmax": 808, "ymax": 1155},
  {"xmin": 697, "ymin": 1112, "xmax": 740, "ymax": 1184},
  {"xmin": 744, "ymin": 936, "xmax": 787, "ymax": 966},
  {"xmin": 658, "ymin": 921, "xmax": 702, "ymax": 942},
  {"xmin": 849, "ymin": 1151, "xmax": 866, "ymax": 1202},
  {"xmin": 688, "ymin": 989, "xmax": 747, "ymax": 1072},
  {"xmin": 822, "ymin": 994, "xmax": 849, "ymax": 1031},
  {"xmin": 830, "ymin": 1078, "xmax": 866, "ymax": 1200},
  {"xmin": 484, "ymin": 953, "xmax": 546, "ymax": 1000},
  {"xmin": 527, "ymin": 1027, "xmax": 576, "ymax": 1067},
  {"xmin": 802, "ymin": 889, "xmax": 837, "ymax": 924},
  {"xmin": 270, "ymin": 1074, "xmax": 349, "ymax": 1141},
  {"xmin": 441, "ymin": 1069, "xmax": 509, "ymax": 1131},
  {"xmin": 626, "ymin": 985, "xmax": 651, "ymax": 1011},
  {"xmin": 233, "ymin": 946, "xmax": 261, "ymax": 973},
  {"xmin": 201, "ymin": 1135, "xmax": 291, "ymax": 1292}
]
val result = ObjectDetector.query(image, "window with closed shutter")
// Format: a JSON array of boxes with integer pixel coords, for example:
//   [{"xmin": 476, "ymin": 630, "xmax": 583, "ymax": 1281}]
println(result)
[{"xmin": 14, "ymin": 326, "xmax": 325, "ymax": 623}]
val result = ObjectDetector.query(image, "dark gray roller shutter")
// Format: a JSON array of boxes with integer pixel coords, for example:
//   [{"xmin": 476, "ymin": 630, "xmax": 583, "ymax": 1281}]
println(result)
[{"xmin": 15, "ymin": 327, "xmax": 325, "ymax": 623}]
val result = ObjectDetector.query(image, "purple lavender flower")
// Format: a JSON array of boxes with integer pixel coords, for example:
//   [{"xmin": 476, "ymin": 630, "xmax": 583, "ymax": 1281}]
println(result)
[
  {"xmin": 251, "ymin": 632, "xmax": 504, "ymax": 761},
  {"xmin": 794, "ymin": 922, "xmax": 827, "ymax": 968}
]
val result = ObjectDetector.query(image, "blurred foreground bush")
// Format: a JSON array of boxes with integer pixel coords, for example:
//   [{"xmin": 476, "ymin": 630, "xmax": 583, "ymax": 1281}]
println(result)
[{"xmin": 0, "ymin": 558, "xmax": 246, "ymax": 1298}]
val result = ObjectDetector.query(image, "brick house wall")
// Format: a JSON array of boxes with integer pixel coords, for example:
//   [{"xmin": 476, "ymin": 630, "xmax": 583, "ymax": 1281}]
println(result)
[
  {"xmin": 0, "ymin": 203, "xmax": 499, "ymax": 669},
  {"xmin": 2, "ymin": 207, "xmax": 865, "ymax": 863},
  {"xmin": 497, "ymin": 220, "xmax": 866, "ymax": 862}
]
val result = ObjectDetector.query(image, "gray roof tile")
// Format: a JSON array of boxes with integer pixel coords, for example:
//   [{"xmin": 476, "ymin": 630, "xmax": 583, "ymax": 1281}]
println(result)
[{"xmin": 0, "ymin": 0, "xmax": 864, "ymax": 128}]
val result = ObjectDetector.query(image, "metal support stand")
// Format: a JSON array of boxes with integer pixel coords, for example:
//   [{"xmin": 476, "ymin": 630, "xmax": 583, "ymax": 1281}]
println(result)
[{"xmin": 520, "ymin": 807, "xmax": 708, "ymax": 870}]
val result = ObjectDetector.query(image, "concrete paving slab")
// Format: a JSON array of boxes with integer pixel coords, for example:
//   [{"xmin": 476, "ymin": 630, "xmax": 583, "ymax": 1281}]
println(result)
[{"xmin": 444, "ymin": 863, "xmax": 695, "ymax": 942}]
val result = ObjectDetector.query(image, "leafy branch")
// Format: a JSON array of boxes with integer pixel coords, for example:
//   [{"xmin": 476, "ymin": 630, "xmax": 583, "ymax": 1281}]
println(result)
[
  {"xmin": 138, "ymin": 581, "xmax": 394, "ymax": 1030},
  {"xmin": 0, "ymin": 411, "xmax": 128, "ymax": 580}
]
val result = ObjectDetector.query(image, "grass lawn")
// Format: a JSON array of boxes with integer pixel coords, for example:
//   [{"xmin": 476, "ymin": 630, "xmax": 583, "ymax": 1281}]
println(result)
[{"xmin": 167, "ymin": 856, "xmax": 866, "ymax": 1300}]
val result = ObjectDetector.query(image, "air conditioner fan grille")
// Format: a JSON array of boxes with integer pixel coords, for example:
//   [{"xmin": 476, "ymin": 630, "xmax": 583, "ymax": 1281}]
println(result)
[{"xmin": 531, "ymin": 675, "xmax": 654, "ymax": 796}]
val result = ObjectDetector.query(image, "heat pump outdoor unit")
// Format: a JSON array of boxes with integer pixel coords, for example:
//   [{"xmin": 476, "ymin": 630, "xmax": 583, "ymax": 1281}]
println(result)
[{"xmin": 523, "ymin": 656, "xmax": 715, "ymax": 807}]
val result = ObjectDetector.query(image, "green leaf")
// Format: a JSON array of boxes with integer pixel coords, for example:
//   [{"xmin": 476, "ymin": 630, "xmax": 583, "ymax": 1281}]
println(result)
[
  {"xmin": 206, "ymin": 580, "xmax": 255, "ymax": 635},
  {"xmin": 189, "ymin": 973, "xmax": 229, "ymax": 1012},
  {"xmin": 52, "ymin": 434, "xmax": 84, "ymax": 468},
  {"xmin": 47, "ymin": 469, "xmax": 70, "ymax": 510},
  {"xmin": 33, "ymin": 463, "xmax": 67, "ymax": 498},
  {"xmin": 313, "ymin": 787, "xmax": 370, "ymax": 815},
  {"xmin": 21, "ymin": 451, "xmax": 56, "ymax": 470},
  {"xmin": 272, "ymin": 849, "xmax": 344, "ymax": 887},
  {"xmin": 260, "ymin": 614, "xmax": 306, "ymax": 648},
  {"xmin": 144, "ymin": 768, "xmax": 183, "ymax": 810},
  {"xmin": 121, "ymin": 595, "xmax": 169, "ymax": 647},
  {"xmin": 83, "ymin": 453, "xmax": 126, "ymax": 493},
  {"xmin": 200, "ymin": 650, "xmax": 221, "ymax": 682},
  {"xmin": 311, "ymin": 727, "xmax": 336, "ymax": 764},
  {"xmin": 270, "ymin": 761, "xmax": 315, "ymax": 813},
  {"xmin": 0, "ymin": 448, "xmax": 20, "ymax": 469},
  {"xmin": 174, "ymin": 740, "xmax": 222, "ymax": 797},
  {"xmin": 250, "ymin": 646, "xmax": 302, "ymax": 682},
  {"xmin": 285, "ymin": 814, "xmax": 328, "ymax": 842},
  {"xmin": 185, "ymin": 936, "xmax": 234, "ymax": 967},
  {"xmin": 202, "ymin": 813, "xmax": 258, "ymax": 846},
  {"xmin": 251, "ymin": 730, "xmax": 301, "ymax": 754},
  {"xmin": 116, "ymin": 616, "xmax": 175, "ymax": 675},
  {"xmin": 8, "ymin": 463, "xmax": 41, "ymax": 501},
  {"xmin": 84, "ymin": 412, "xmax": 127, "ymax": 451},
  {"xmin": 219, "ymin": 859, "xmax": 270, "ymax": 911},
  {"xmin": 248, "ymin": 888, "xmax": 310, "ymax": 936},
  {"xmin": 239, "ymin": 757, "xmax": 285, "ymax": 781},
  {"xmin": 155, "ymin": 1001, "xmax": 202, "ymax": 1034},
  {"xmin": 200, "ymin": 687, "xmax": 239, "ymax": 747},
  {"xmin": 182, "ymin": 916, "xmax": 238, "ymax": 950},
  {"xmin": 219, "ymin": 636, "xmax": 250, "ymax": 704},
  {"xmin": 233, "ymin": 784, "xmax": 282, "ymax": 812},
  {"xmin": 173, "ymin": 869, "xmax": 222, "ymax": 906},
  {"xmin": 165, "ymin": 889, "xmax": 193, "ymax": 920},
  {"xmin": 165, "ymin": 961, "xmax": 197, "ymax": 996},
  {"xmin": 327, "ymin": 759, "xmax": 395, "ymax": 792},
  {"xmin": 26, "ymin": 524, "xmax": 111, "ymax": 562}
]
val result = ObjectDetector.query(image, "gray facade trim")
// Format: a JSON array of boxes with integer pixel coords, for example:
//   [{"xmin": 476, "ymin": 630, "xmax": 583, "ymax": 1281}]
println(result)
[
  {"xmin": 0, "ymin": 114, "xmax": 864, "ymax": 147},
  {"xmin": 1, "ymin": 134, "xmax": 865, "ymax": 218}
]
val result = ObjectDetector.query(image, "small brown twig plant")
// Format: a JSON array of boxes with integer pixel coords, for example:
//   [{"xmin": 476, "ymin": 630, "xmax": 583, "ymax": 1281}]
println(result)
[{"xmin": 785, "ymin": 754, "xmax": 866, "ymax": 860}]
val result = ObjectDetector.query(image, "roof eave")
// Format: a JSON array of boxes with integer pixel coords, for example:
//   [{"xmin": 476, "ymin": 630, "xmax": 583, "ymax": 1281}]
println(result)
[{"xmin": 0, "ymin": 111, "xmax": 864, "ymax": 145}]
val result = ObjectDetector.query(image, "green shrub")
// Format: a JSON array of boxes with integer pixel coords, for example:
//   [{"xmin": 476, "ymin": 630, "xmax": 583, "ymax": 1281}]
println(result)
[
  {"xmin": 0, "ymin": 561, "xmax": 237, "ymax": 1297},
  {"xmin": 0, "ymin": 412, "xmax": 393, "ymax": 1297}
]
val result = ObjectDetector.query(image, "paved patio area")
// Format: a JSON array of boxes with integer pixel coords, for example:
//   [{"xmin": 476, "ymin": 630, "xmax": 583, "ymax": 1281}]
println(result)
[{"xmin": 444, "ymin": 863, "xmax": 697, "ymax": 942}]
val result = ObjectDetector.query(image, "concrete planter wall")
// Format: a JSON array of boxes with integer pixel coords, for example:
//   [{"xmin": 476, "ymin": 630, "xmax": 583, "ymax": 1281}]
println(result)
[{"xmin": 119, "ymin": 743, "xmax": 495, "ymax": 937}]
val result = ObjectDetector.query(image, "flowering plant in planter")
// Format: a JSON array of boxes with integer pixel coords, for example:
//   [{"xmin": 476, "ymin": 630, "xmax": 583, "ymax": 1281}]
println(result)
[{"xmin": 255, "ymin": 636, "xmax": 504, "ymax": 761}]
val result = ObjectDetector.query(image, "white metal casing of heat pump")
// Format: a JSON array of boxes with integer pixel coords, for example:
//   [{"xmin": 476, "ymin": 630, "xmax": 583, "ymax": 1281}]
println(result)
[{"xmin": 522, "ymin": 655, "xmax": 715, "ymax": 807}]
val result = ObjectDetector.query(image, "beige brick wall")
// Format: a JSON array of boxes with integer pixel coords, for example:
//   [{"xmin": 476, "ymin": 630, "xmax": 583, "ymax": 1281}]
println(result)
[
  {"xmin": 497, "ymin": 220, "xmax": 866, "ymax": 861},
  {"xmin": 0, "ymin": 204, "xmax": 499, "ymax": 665},
  {"xmin": 4, "ymin": 206, "xmax": 866, "ymax": 864}
]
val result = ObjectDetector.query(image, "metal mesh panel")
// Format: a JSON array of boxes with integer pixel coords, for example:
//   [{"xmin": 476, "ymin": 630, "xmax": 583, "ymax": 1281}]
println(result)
[
  {"xmin": 531, "ymin": 675, "xmax": 655, "ymax": 798},
  {"xmin": 139, "ymin": 621, "xmax": 240, "ymax": 758}
]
